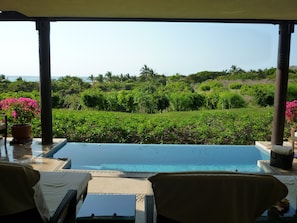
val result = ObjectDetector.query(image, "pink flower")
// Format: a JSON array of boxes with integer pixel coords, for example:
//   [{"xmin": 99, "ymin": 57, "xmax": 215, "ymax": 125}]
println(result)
[
  {"xmin": 12, "ymin": 110, "xmax": 17, "ymax": 119},
  {"xmin": 286, "ymin": 100, "xmax": 297, "ymax": 126},
  {"xmin": 0, "ymin": 97, "xmax": 40, "ymax": 124}
]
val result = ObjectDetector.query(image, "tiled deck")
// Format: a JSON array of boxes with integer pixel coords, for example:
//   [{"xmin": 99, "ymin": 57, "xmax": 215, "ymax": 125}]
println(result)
[
  {"xmin": 0, "ymin": 137, "xmax": 68, "ymax": 170},
  {"xmin": 1, "ymin": 138, "xmax": 297, "ymax": 223}
]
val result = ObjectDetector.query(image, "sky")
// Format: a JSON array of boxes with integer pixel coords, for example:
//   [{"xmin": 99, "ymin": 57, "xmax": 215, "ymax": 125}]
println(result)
[{"xmin": 0, "ymin": 21, "xmax": 296, "ymax": 77}]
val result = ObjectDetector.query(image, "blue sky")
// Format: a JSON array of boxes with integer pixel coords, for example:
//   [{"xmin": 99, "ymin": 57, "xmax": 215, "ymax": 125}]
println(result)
[{"xmin": 0, "ymin": 21, "xmax": 296, "ymax": 77}]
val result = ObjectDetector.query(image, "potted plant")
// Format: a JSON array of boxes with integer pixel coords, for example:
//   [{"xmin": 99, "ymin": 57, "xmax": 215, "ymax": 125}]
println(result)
[{"xmin": 0, "ymin": 97, "xmax": 40, "ymax": 143}]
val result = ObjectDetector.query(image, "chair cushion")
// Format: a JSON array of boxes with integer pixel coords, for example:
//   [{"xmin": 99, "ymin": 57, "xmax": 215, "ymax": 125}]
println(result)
[
  {"xmin": 33, "ymin": 182, "xmax": 50, "ymax": 221},
  {"xmin": 0, "ymin": 162, "xmax": 40, "ymax": 215},
  {"xmin": 274, "ymin": 175, "xmax": 297, "ymax": 209},
  {"xmin": 149, "ymin": 171, "xmax": 288, "ymax": 223},
  {"xmin": 39, "ymin": 171, "xmax": 92, "ymax": 216}
]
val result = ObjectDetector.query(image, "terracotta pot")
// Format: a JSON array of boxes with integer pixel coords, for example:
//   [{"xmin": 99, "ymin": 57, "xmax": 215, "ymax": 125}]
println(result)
[{"xmin": 11, "ymin": 124, "xmax": 32, "ymax": 142}]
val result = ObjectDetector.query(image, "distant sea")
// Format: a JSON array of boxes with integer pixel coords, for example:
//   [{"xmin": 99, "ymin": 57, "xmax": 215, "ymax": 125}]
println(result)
[{"xmin": 5, "ymin": 75, "xmax": 91, "ymax": 82}]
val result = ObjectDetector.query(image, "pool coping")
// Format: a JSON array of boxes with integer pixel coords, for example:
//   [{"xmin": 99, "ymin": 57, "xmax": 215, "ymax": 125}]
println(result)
[{"xmin": 0, "ymin": 137, "xmax": 69, "ymax": 171}]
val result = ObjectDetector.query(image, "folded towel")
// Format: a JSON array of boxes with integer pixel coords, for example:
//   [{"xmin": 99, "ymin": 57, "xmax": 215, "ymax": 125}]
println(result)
[{"xmin": 271, "ymin": 145, "xmax": 293, "ymax": 155}]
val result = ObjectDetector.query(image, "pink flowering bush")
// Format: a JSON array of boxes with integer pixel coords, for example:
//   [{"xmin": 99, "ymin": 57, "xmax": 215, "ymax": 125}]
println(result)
[
  {"xmin": 285, "ymin": 100, "xmax": 297, "ymax": 128},
  {"xmin": 0, "ymin": 97, "xmax": 40, "ymax": 124}
]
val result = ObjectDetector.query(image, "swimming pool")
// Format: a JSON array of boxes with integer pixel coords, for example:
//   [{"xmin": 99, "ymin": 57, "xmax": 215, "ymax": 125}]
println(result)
[{"xmin": 52, "ymin": 143, "xmax": 270, "ymax": 173}]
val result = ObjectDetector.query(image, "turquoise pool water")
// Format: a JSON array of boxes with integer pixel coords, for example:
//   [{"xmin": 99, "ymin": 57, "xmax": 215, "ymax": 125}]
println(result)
[{"xmin": 52, "ymin": 143, "xmax": 270, "ymax": 172}]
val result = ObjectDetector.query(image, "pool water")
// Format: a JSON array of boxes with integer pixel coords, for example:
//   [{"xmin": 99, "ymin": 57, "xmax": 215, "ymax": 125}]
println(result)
[{"xmin": 52, "ymin": 143, "xmax": 270, "ymax": 172}]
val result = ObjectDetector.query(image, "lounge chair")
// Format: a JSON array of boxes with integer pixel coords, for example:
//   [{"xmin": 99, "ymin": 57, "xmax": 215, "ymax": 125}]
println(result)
[
  {"xmin": 148, "ymin": 171, "xmax": 288, "ymax": 223},
  {"xmin": 0, "ymin": 161, "xmax": 92, "ymax": 223}
]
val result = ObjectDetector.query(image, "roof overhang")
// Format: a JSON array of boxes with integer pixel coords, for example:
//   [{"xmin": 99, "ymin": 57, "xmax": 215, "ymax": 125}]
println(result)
[{"xmin": 0, "ymin": 0, "xmax": 297, "ymax": 23}]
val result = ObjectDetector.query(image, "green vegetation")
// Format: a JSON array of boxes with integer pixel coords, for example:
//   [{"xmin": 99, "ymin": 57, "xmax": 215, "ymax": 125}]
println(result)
[
  {"xmin": 32, "ymin": 108, "xmax": 275, "ymax": 145},
  {"xmin": 1, "ymin": 65, "xmax": 297, "ymax": 144}
]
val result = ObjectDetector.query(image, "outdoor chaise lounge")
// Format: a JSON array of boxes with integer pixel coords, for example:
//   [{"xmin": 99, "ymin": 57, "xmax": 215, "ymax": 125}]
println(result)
[
  {"xmin": 0, "ymin": 161, "xmax": 92, "ymax": 223},
  {"xmin": 148, "ymin": 171, "xmax": 288, "ymax": 223}
]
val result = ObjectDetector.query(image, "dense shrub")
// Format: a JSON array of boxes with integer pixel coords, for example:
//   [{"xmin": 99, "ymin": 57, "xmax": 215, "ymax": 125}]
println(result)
[
  {"xmin": 189, "ymin": 93, "xmax": 205, "ymax": 110},
  {"xmin": 287, "ymin": 84, "xmax": 297, "ymax": 101},
  {"xmin": 240, "ymin": 84, "xmax": 274, "ymax": 106},
  {"xmin": 229, "ymin": 82, "xmax": 242, "ymax": 89},
  {"xmin": 217, "ymin": 92, "xmax": 247, "ymax": 109},
  {"xmin": 203, "ymin": 92, "xmax": 220, "ymax": 109},
  {"xmin": 134, "ymin": 93, "xmax": 156, "ymax": 113},
  {"xmin": 52, "ymin": 93, "xmax": 64, "ymax": 108},
  {"xmin": 104, "ymin": 92, "xmax": 121, "ymax": 111},
  {"xmin": 199, "ymin": 83, "xmax": 211, "ymax": 91},
  {"xmin": 116, "ymin": 90, "xmax": 136, "ymax": 112},
  {"xmin": 40, "ymin": 108, "xmax": 274, "ymax": 145},
  {"xmin": 185, "ymin": 71, "xmax": 226, "ymax": 83},
  {"xmin": 154, "ymin": 94, "xmax": 170, "ymax": 112},
  {"xmin": 81, "ymin": 90, "xmax": 107, "ymax": 109},
  {"xmin": 168, "ymin": 92, "xmax": 193, "ymax": 111},
  {"xmin": 253, "ymin": 85, "xmax": 275, "ymax": 107},
  {"xmin": 209, "ymin": 81, "xmax": 224, "ymax": 89},
  {"xmin": 240, "ymin": 84, "xmax": 254, "ymax": 96}
]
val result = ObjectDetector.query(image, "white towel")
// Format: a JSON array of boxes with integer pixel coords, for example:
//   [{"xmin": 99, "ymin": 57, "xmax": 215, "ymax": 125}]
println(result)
[{"xmin": 271, "ymin": 145, "xmax": 293, "ymax": 155}]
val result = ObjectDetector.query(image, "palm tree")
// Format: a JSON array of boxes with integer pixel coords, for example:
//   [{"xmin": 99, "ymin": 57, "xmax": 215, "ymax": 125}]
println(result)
[
  {"xmin": 139, "ymin": 64, "xmax": 155, "ymax": 81},
  {"xmin": 95, "ymin": 74, "xmax": 104, "ymax": 83},
  {"xmin": 105, "ymin": 71, "xmax": 113, "ymax": 82},
  {"xmin": 88, "ymin": 74, "xmax": 95, "ymax": 83}
]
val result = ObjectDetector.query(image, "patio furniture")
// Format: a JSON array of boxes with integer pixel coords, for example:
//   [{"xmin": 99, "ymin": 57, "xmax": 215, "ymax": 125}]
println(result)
[
  {"xmin": 255, "ymin": 175, "xmax": 297, "ymax": 222},
  {"xmin": 38, "ymin": 171, "xmax": 92, "ymax": 206},
  {"xmin": 0, "ymin": 161, "xmax": 92, "ymax": 223},
  {"xmin": 76, "ymin": 194, "xmax": 136, "ymax": 223},
  {"xmin": 148, "ymin": 171, "xmax": 288, "ymax": 223}
]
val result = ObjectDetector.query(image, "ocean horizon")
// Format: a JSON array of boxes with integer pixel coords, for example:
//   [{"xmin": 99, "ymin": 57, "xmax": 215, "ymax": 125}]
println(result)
[{"xmin": 5, "ymin": 75, "xmax": 91, "ymax": 82}]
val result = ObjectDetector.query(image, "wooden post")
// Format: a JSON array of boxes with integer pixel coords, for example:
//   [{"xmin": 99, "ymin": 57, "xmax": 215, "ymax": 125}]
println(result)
[
  {"xmin": 36, "ymin": 19, "xmax": 53, "ymax": 145},
  {"xmin": 271, "ymin": 22, "xmax": 294, "ymax": 145}
]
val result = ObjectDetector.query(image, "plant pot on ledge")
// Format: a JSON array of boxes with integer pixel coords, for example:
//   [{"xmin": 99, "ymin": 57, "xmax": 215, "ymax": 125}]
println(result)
[
  {"xmin": 0, "ymin": 97, "xmax": 40, "ymax": 145},
  {"xmin": 10, "ymin": 124, "xmax": 32, "ymax": 145}
]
